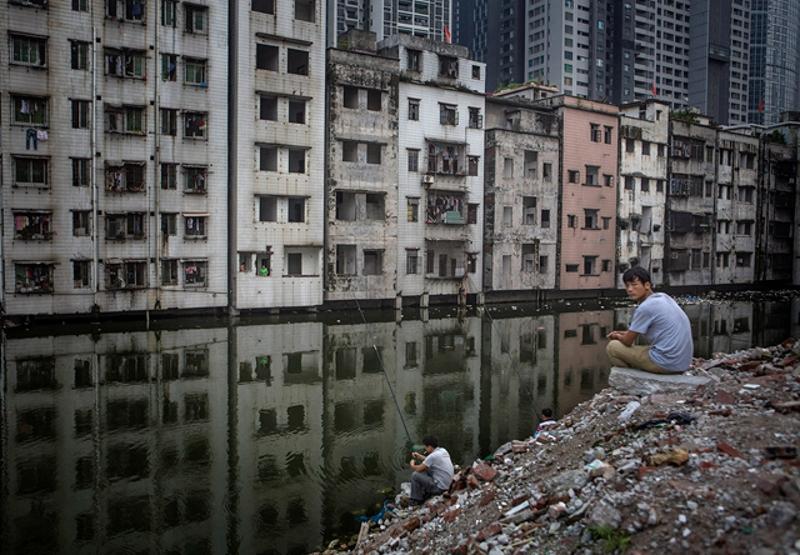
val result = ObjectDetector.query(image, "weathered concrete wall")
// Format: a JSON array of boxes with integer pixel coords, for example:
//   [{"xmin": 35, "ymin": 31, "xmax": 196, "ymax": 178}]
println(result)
[{"xmin": 325, "ymin": 47, "xmax": 400, "ymax": 301}]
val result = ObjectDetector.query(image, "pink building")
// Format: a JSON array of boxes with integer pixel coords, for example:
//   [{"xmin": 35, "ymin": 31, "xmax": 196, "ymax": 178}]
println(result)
[{"xmin": 542, "ymin": 96, "xmax": 619, "ymax": 290}]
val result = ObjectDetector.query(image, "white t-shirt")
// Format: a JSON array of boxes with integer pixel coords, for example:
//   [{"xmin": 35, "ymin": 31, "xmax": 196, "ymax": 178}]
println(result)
[{"xmin": 423, "ymin": 447, "xmax": 454, "ymax": 490}]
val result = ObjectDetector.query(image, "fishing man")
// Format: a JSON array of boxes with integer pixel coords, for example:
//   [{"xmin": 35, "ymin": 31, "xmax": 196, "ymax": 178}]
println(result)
[
  {"xmin": 606, "ymin": 267, "xmax": 693, "ymax": 374},
  {"xmin": 409, "ymin": 435, "xmax": 454, "ymax": 505}
]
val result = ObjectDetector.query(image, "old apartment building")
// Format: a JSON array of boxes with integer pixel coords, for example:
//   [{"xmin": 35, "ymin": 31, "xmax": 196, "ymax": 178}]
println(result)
[
  {"xmin": 381, "ymin": 35, "xmax": 485, "ymax": 303},
  {"xmin": 714, "ymin": 128, "xmax": 759, "ymax": 285},
  {"xmin": 617, "ymin": 100, "xmax": 670, "ymax": 287},
  {"xmin": 665, "ymin": 116, "xmax": 716, "ymax": 287},
  {"xmin": 235, "ymin": 0, "xmax": 326, "ymax": 309},
  {"xmin": 2, "ymin": 0, "xmax": 227, "ymax": 316},
  {"xmin": 483, "ymin": 96, "xmax": 560, "ymax": 293},
  {"xmin": 325, "ymin": 30, "xmax": 399, "ymax": 303}
]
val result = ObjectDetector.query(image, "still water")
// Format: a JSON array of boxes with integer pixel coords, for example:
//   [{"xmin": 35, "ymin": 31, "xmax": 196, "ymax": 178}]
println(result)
[{"xmin": 3, "ymin": 297, "xmax": 798, "ymax": 554}]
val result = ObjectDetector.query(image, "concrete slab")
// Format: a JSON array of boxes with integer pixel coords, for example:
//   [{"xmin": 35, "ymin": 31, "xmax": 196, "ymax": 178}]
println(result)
[{"xmin": 609, "ymin": 367, "xmax": 712, "ymax": 396}]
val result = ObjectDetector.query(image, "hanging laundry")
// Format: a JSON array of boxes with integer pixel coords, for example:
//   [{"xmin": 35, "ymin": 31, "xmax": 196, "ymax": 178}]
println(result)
[
  {"xmin": 36, "ymin": 130, "xmax": 48, "ymax": 141},
  {"xmin": 25, "ymin": 128, "xmax": 38, "ymax": 150},
  {"xmin": 19, "ymin": 99, "xmax": 31, "ymax": 114}
]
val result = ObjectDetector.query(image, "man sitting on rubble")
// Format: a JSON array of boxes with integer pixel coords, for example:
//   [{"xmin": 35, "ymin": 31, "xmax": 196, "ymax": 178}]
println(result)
[
  {"xmin": 409, "ymin": 435, "xmax": 454, "ymax": 505},
  {"xmin": 606, "ymin": 267, "xmax": 693, "ymax": 374}
]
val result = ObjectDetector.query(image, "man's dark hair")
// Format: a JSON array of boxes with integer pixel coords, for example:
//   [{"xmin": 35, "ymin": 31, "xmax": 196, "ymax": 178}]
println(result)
[
  {"xmin": 622, "ymin": 266, "xmax": 652, "ymax": 286},
  {"xmin": 422, "ymin": 435, "xmax": 439, "ymax": 448},
  {"xmin": 541, "ymin": 408, "xmax": 553, "ymax": 419}
]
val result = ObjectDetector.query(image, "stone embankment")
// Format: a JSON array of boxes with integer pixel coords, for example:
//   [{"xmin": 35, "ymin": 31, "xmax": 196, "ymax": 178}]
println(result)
[{"xmin": 323, "ymin": 339, "xmax": 800, "ymax": 554}]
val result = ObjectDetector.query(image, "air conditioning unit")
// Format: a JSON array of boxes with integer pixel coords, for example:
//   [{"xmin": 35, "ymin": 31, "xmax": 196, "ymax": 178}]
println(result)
[{"xmin": 422, "ymin": 175, "xmax": 435, "ymax": 186}]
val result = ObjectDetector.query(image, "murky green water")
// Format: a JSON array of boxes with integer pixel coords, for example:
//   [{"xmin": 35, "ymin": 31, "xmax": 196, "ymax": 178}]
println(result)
[{"xmin": 3, "ymin": 298, "xmax": 797, "ymax": 554}]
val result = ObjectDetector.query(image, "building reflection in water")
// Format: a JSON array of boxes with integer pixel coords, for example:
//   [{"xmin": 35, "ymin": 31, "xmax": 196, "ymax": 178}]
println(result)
[{"xmin": 2, "ymin": 300, "xmax": 792, "ymax": 554}]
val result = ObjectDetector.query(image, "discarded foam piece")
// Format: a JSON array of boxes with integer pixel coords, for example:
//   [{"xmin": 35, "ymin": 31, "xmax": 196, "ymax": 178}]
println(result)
[{"xmin": 609, "ymin": 367, "xmax": 712, "ymax": 396}]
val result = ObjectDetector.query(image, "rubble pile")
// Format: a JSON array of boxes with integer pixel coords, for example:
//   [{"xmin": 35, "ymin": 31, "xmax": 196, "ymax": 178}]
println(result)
[{"xmin": 325, "ymin": 339, "xmax": 800, "ymax": 554}]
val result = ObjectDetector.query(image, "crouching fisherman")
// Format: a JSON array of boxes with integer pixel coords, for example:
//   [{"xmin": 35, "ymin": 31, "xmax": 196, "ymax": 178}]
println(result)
[
  {"xmin": 606, "ymin": 267, "xmax": 693, "ymax": 374},
  {"xmin": 409, "ymin": 436, "xmax": 454, "ymax": 505}
]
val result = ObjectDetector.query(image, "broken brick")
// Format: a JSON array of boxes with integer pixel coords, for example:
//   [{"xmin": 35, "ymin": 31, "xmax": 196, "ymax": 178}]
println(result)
[
  {"xmin": 472, "ymin": 462, "xmax": 498, "ymax": 482},
  {"xmin": 442, "ymin": 508, "xmax": 460, "ymax": 523},
  {"xmin": 403, "ymin": 516, "xmax": 421, "ymax": 532},
  {"xmin": 476, "ymin": 521, "xmax": 502, "ymax": 541},
  {"xmin": 770, "ymin": 400, "xmax": 800, "ymax": 413},
  {"xmin": 479, "ymin": 489, "xmax": 497, "ymax": 507},
  {"xmin": 717, "ymin": 441, "xmax": 745, "ymax": 459},
  {"xmin": 466, "ymin": 474, "xmax": 480, "ymax": 489},
  {"xmin": 738, "ymin": 361, "xmax": 762, "ymax": 372},
  {"xmin": 637, "ymin": 466, "xmax": 657, "ymax": 480},
  {"xmin": 450, "ymin": 542, "xmax": 470, "ymax": 555},
  {"xmin": 698, "ymin": 461, "xmax": 718, "ymax": 470},
  {"xmin": 715, "ymin": 390, "xmax": 736, "ymax": 404}
]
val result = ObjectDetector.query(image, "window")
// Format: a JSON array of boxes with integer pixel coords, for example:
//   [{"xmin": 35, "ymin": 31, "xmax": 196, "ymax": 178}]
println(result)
[
  {"xmin": 523, "ymin": 197, "xmax": 536, "ymax": 225},
  {"xmin": 105, "ymin": 49, "xmax": 145, "ymax": 78},
  {"xmin": 260, "ymin": 146, "xmax": 277, "ymax": 171},
  {"xmin": 258, "ymin": 196, "xmax": 277, "ymax": 222},
  {"xmin": 363, "ymin": 250, "xmax": 383, "ymax": 275},
  {"xmin": 70, "ymin": 100, "xmax": 91, "ymax": 129},
  {"xmin": 738, "ymin": 187, "xmax": 754, "ymax": 203},
  {"xmin": 539, "ymin": 256, "xmax": 548, "ymax": 273},
  {"xmin": 585, "ymin": 165, "xmax": 599, "ymax": 186},
  {"xmin": 184, "ymin": 166, "xmax": 207, "ymax": 193},
  {"xmin": 467, "ymin": 204, "xmax": 478, "ymax": 224},
  {"xmin": 503, "ymin": 158, "xmax": 514, "ymax": 179},
  {"xmin": 287, "ymin": 197, "xmax": 305, "ymax": 222},
  {"xmin": 541, "ymin": 209, "xmax": 550, "ymax": 228},
  {"xmin": 288, "ymin": 99, "xmax": 306, "ymax": 123},
  {"xmin": 366, "ymin": 143, "xmax": 382, "ymax": 164},
  {"xmin": 472, "ymin": 65, "xmax": 481, "ymax": 79},
  {"xmin": 72, "ymin": 158, "xmax": 90, "ymax": 187},
  {"xmin": 72, "ymin": 210, "xmax": 91, "ymax": 237},
  {"xmin": 566, "ymin": 264, "xmax": 578, "ymax": 273},
  {"xmin": 568, "ymin": 170, "xmax": 579, "ymax": 183},
  {"xmin": 407, "ymin": 149, "xmax": 419, "ymax": 172},
  {"xmin": 468, "ymin": 107, "xmax": 482, "ymax": 129},
  {"xmin": 365, "ymin": 194, "xmax": 384, "ymax": 220},
  {"xmin": 184, "ymin": 58, "xmax": 207, "ymax": 85},
  {"xmin": 106, "ymin": 0, "xmax": 146, "ymax": 21},
  {"xmin": 160, "ymin": 108, "xmax": 177, "ymax": 135},
  {"xmin": 260, "ymin": 95, "xmax": 278, "ymax": 120},
  {"xmin": 502, "ymin": 206, "xmax": 513, "ymax": 227},
  {"xmin": 161, "ymin": 163, "xmax": 177, "ymax": 189},
  {"xmin": 367, "ymin": 89, "xmax": 382, "ymax": 111},
  {"xmin": 73, "ymin": 0, "xmax": 89, "ymax": 11},
  {"xmin": 657, "ymin": 180, "xmax": 664, "ymax": 193},
  {"xmin": 604, "ymin": 126, "xmax": 613, "ymax": 144},
  {"xmin": 567, "ymin": 214, "xmax": 576, "ymax": 228},
  {"xmin": 256, "ymin": 44, "xmax": 279, "ymax": 71},
  {"xmin": 71, "ymin": 41, "xmax": 89, "ymax": 70},
  {"xmin": 12, "ymin": 95, "xmax": 48, "ymax": 126},
  {"xmin": 407, "ymin": 197, "xmax": 419, "ymax": 222},
  {"xmin": 439, "ymin": 104, "xmax": 458, "ymax": 126},
  {"xmin": 161, "ymin": 213, "xmax": 177, "ymax": 235},
  {"xmin": 287, "ymin": 49, "xmax": 309, "ymax": 75},
  {"xmin": 522, "ymin": 244, "xmax": 536, "ymax": 272},
  {"xmin": 438, "ymin": 55, "xmax": 459, "ymax": 78},
  {"xmin": 590, "ymin": 123, "xmax": 601, "ymax": 142},
  {"xmin": 625, "ymin": 176, "xmax": 634, "ymax": 190},
  {"xmin": 184, "ymin": 215, "xmax": 207, "ymax": 238},
  {"xmin": 294, "ymin": 0, "xmax": 314, "ymax": 21},
  {"xmin": 73, "ymin": 261, "xmax": 91, "ymax": 288},
  {"xmin": 602, "ymin": 216, "xmax": 610, "ymax": 230},
  {"xmin": 288, "ymin": 149, "xmax": 306, "ymax": 173},
  {"xmin": 184, "ymin": 112, "xmax": 207, "ymax": 139},
  {"xmin": 642, "ymin": 141, "xmax": 651, "ymax": 155},
  {"xmin": 161, "ymin": 260, "xmax": 178, "ymax": 285},
  {"xmin": 14, "ymin": 211, "xmax": 52, "ymax": 240},
  {"xmin": 336, "ymin": 245, "xmax": 356, "ymax": 275},
  {"xmin": 15, "ymin": 264, "xmax": 54, "ymax": 294},
  {"xmin": 641, "ymin": 178, "xmax": 649, "ymax": 192},
  {"xmin": 14, "ymin": 156, "xmax": 49, "ymax": 188},
  {"xmin": 584, "ymin": 209, "xmax": 598, "ymax": 229},
  {"xmin": 736, "ymin": 221, "xmax": 752, "ymax": 235},
  {"xmin": 583, "ymin": 256, "xmax": 597, "ymax": 275},
  {"xmin": 626, "ymin": 139, "xmax": 635, "ymax": 153},
  {"xmin": 105, "ymin": 163, "xmax": 145, "ymax": 193},
  {"xmin": 183, "ymin": 261, "xmax": 207, "ymax": 287},
  {"xmin": 405, "ymin": 250, "xmax": 419, "ymax": 274},
  {"xmin": 542, "ymin": 163, "xmax": 552, "ymax": 181},
  {"xmin": 408, "ymin": 98, "xmax": 419, "ymax": 120},
  {"xmin": 407, "ymin": 49, "xmax": 421, "ymax": 71},
  {"xmin": 468, "ymin": 156, "xmax": 479, "ymax": 176},
  {"xmin": 286, "ymin": 253, "xmax": 303, "ymax": 276},
  {"xmin": 602, "ymin": 259, "xmax": 611, "ymax": 272},
  {"xmin": 161, "ymin": 0, "xmax": 177, "ymax": 25},
  {"xmin": 252, "ymin": 0, "xmax": 274, "ymax": 14},
  {"xmin": 105, "ymin": 213, "xmax": 145, "ymax": 240},
  {"xmin": 184, "ymin": 4, "xmax": 208, "ymax": 34},
  {"xmin": 161, "ymin": 53, "xmax": 177, "ymax": 80},
  {"xmin": 735, "ymin": 252, "xmax": 752, "ymax": 268},
  {"xmin": 10, "ymin": 34, "xmax": 47, "ymax": 67},
  {"xmin": 105, "ymin": 105, "xmax": 145, "ymax": 134}
]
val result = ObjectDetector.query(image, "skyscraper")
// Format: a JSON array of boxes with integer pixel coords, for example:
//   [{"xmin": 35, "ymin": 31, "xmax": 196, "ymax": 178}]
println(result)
[
  {"xmin": 330, "ymin": 0, "xmax": 453, "ymax": 44},
  {"xmin": 688, "ymin": 0, "xmax": 751, "ymax": 124},
  {"xmin": 748, "ymin": 0, "xmax": 800, "ymax": 124},
  {"xmin": 471, "ymin": 0, "xmax": 525, "ymax": 92}
]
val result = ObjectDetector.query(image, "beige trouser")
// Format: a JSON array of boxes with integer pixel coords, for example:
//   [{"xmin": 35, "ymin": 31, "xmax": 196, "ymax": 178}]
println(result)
[{"xmin": 606, "ymin": 340, "xmax": 671, "ymax": 374}]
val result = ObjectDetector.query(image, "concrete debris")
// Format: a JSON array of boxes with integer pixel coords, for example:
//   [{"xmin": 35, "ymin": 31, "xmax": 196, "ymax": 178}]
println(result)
[
  {"xmin": 322, "ymin": 338, "xmax": 800, "ymax": 555},
  {"xmin": 609, "ymin": 367, "xmax": 712, "ymax": 396}
]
